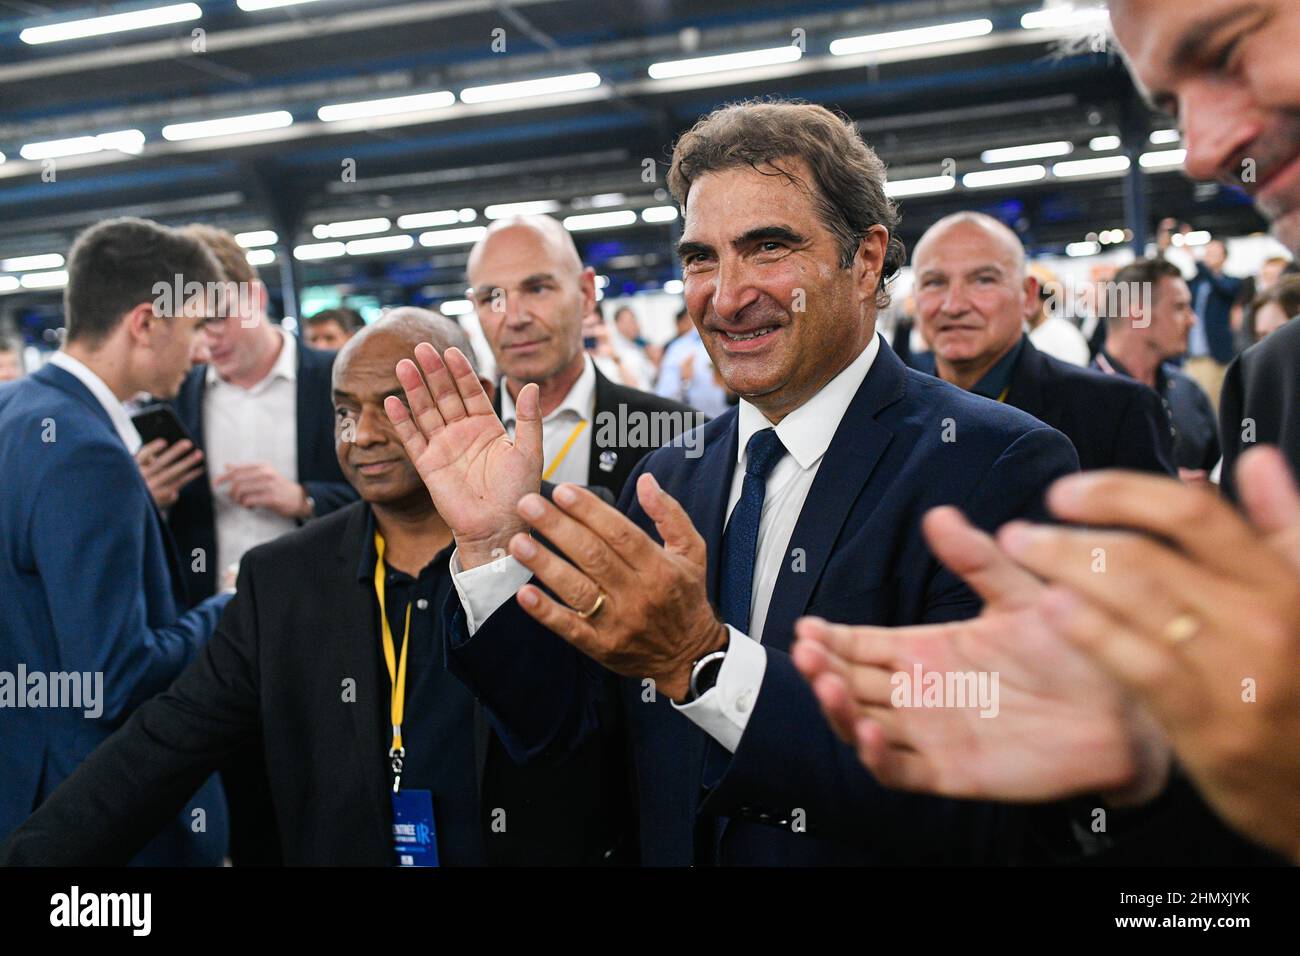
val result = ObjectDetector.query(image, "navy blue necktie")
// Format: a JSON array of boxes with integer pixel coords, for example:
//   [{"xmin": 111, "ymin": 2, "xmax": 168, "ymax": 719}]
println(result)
[{"xmin": 717, "ymin": 428, "xmax": 787, "ymax": 633}]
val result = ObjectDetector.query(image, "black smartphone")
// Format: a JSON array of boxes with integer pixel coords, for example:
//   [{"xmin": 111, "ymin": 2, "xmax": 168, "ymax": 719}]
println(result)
[{"xmin": 131, "ymin": 404, "xmax": 195, "ymax": 450}]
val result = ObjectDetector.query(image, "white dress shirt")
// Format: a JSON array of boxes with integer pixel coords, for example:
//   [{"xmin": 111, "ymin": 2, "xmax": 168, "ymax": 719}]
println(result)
[
  {"xmin": 204, "ymin": 326, "xmax": 299, "ymax": 576},
  {"xmin": 47, "ymin": 351, "xmax": 142, "ymax": 454},
  {"xmin": 451, "ymin": 334, "xmax": 881, "ymax": 753},
  {"xmin": 500, "ymin": 353, "xmax": 596, "ymax": 488}
]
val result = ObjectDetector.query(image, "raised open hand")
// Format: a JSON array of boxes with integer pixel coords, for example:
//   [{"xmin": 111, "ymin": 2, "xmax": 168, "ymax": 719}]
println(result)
[{"xmin": 385, "ymin": 344, "xmax": 542, "ymax": 567}]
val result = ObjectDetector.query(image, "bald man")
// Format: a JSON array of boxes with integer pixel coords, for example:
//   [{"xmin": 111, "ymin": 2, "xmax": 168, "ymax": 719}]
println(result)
[
  {"xmin": 913, "ymin": 212, "xmax": 1175, "ymax": 474},
  {"xmin": 0, "ymin": 309, "xmax": 631, "ymax": 867},
  {"xmin": 467, "ymin": 215, "xmax": 700, "ymax": 497}
]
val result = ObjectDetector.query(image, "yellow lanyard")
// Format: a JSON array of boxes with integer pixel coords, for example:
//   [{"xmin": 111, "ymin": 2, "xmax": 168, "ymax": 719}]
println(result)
[
  {"xmin": 373, "ymin": 531, "xmax": 412, "ymax": 793},
  {"xmin": 996, "ymin": 385, "xmax": 1010, "ymax": 403},
  {"xmin": 541, "ymin": 419, "xmax": 589, "ymax": 481}
]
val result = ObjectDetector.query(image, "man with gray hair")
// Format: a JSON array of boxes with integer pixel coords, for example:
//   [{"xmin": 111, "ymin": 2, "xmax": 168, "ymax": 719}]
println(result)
[
  {"xmin": 1, "ymin": 308, "xmax": 631, "ymax": 867},
  {"xmin": 912, "ymin": 211, "xmax": 1175, "ymax": 474}
]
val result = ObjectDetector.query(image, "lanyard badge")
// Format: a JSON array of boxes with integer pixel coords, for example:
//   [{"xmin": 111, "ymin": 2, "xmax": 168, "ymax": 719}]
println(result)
[{"xmin": 373, "ymin": 532, "xmax": 412, "ymax": 794}]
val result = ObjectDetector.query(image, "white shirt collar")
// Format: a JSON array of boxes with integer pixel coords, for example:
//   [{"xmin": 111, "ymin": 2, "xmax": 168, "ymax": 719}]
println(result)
[
  {"xmin": 500, "ymin": 353, "xmax": 597, "ymax": 426},
  {"xmin": 47, "ymin": 350, "xmax": 143, "ymax": 454},
  {"xmin": 736, "ymin": 332, "xmax": 881, "ymax": 471},
  {"xmin": 206, "ymin": 325, "xmax": 298, "ymax": 391}
]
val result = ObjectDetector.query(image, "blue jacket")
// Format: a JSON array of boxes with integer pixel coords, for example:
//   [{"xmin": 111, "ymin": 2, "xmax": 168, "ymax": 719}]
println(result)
[
  {"xmin": 0, "ymin": 364, "xmax": 231, "ymax": 864},
  {"xmin": 166, "ymin": 334, "xmax": 357, "ymax": 605},
  {"xmin": 446, "ymin": 338, "xmax": 1080, "ymax": 865}
]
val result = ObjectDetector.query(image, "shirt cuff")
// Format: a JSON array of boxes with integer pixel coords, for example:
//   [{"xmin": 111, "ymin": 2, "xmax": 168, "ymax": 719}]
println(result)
[
  {"xmin": 449, "ymin": 548, "xmax": 532, "ymax": 635},
  {"xmin": 671, "ymin": 626, "xmax": 767, "ymax": 753}
]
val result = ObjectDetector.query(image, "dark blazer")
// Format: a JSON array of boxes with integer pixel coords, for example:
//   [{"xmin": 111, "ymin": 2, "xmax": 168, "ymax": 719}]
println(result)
[
  {"xmin": 493, "ymin": 362, "xmax": 702, "ymax": 496},
  {"xmin": 1219, "ymin": 315, "xmax": 1300, "ymax": 502},
  {"xmin": 1188, "ymin": 262, "xmax": 1245, "ymax": 364},
  {"xmin": 447, "ymin": 337, "xmax": 1082, "ymax": 866},
  {"xmin": 167, "ymin": 333, "xmax": 357, "ymax": 606},
  {"xmin": 1005, "ymin": 338, "xmax": 1176, "ymax": 475},
  {"xmin": 0, "ymin": 364, "xmax": 230, "ymax": 866},
  {"xmin": 0, "ymin": 500, "xmax": 630, "ymax": 867}
]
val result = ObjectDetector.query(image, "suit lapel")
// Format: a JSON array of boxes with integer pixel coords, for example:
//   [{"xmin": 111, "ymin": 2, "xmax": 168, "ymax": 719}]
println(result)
[
  {"xmin": 1004, "ymin": 337, "xmax": 1050, "ymax": 423},
  {"xmin": 759, "ymin": 343, "xmax": 906, "ymax": 651},
  {"xmin": 693, "ymin": 410, "xmax": 740, "ymax": 601}
]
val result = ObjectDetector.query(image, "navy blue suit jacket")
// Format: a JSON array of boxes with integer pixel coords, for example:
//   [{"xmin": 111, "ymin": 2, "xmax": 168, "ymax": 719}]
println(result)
[
  {"xmin": 167, "ymin": 334, "xmax": 356, "ymax": 605},
  {"xmin": 0, "ymin": 364, "xmax": 231, "ymax": 865},
  {"xmin": 1006, "ymin": 337, "xmax": 1175, "ymax": 475},
  {"xmin": 446, "ymin": 339, "xmax": 1080, "ymax": 865}
]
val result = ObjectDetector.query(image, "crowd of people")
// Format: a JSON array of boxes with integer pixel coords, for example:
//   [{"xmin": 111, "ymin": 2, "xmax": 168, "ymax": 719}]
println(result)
[{"xmin": 0, "ymin": 0, "xmax": 1298, "ymax": 868}]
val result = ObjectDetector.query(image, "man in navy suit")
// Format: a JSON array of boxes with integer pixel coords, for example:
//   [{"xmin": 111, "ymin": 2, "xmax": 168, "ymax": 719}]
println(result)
[
  {"xmin": 911, "ymin": 212, "xmax": 1175, "ymax": 476},
  {"xmin": 386, "ymin": 101, "xmax": 1080, "ymax": 865},
  {"xmin": 0, "ymin": 217, "xmax": 232, "ymax": 865}
]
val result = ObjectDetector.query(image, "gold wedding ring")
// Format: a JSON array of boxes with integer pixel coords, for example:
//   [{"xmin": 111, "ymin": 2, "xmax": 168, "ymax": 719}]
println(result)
[
  {"xmin": 1161, "ymin": 612, "xmax": 1200, "ymax": 645},
  {"xmin": 577, "ymin": 591, "xmax": 606, "ymax": 620}
]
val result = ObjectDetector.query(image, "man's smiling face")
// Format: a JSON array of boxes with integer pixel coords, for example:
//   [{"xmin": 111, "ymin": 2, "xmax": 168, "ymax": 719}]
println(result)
[
  {"xmin": 676, "ymin": 159, "xmax": 884, "ymax": 421},
  {"xmin": 1110, "ymin": 0, "xmax": 1300, "ymax": 254}
]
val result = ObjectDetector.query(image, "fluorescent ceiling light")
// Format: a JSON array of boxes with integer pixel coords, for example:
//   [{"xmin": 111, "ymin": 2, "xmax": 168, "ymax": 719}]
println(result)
[
  {"xmin": 235, "ymin": 230, "xmax": 278, "ymax": 248},
  {"xmin": 648, "ymin": 46, "xmax": 801, "ymax": 80},
  {"xmin": 397, "ymin": 209, "xmax": 462, "ymax": 229},
  {"xmin": 1066, "ymin": 241, "xmax": 1101, "ymax": 257},
  {"xmin": 594, "ymin": 275, "xmax": 609, "ymax": 289},
  {"xmin": 20, "ymin": 129, "xmax": 145, "ymax": 160},
  {"xmin": 1089, "ymin": 135, "xmax": 1121, "ymax": 151},
  {"xmin": 586, "ymin": 193, "xmax": 627, "ymax": 208},
  {"xmin": 1021, "ymin": 6, "xmax": 1110, "ymax": 30},
  {"xmin": 246, "ymin": 249, "xmax": 276, "ymax": 266},
  {"xmin": 1052, "ymin": 155, "xmax": 1131, "ymax": 177},
  {"xmin": 20, "ymin": 4, "xmax": 200, "ymax": 45},
  {"xmin": 312, "ymin": 218, "xmax": 390, "ymax": 239},
  {"xmin": 1182, "ymin": 230, "xmax": 1211, "ymax": 246},
  {"xmin": 294, "ymin": 242, "xmax": 346, "ymax": 261},
  {"xmin": 1139, "ymin": 149, "xmax": 1186, "ymax": 169},
  {"xmin": 884, "ymin": 174, "xmax": 956, "ymax": 198},
  {"xmin": 318, "ymin": 91, "xmax": 455, "ymax": 123},
  {"xmin": 0, "ymin": 152, "xmax": 5, "ymax": 164},
  {"xmin": 641, "ymin": 206, "xmax": 679, "ymax": 223},
  {"xmin": 961, "ymin": 165, "xmax": 1047, "ymax": 188},
  {"xmin": 830, "ymin": 19, "xmax": 992, "ymax": 56},
  {"xmin": 484, "ymin": 200, "xmax": 560, "ymax": 219},
  {"xmin": 345, "ymin": 235, "xmax": 414, "ymax": 256},
  {"xmin": 663, "ymin": 279, "xmax": 684, "ymax": 295},
  {"xmin": 162, "ymin": 111, "xmax": 294, "ymax": 142},
  {"xmin": 19, "ymin": 270, "xmax": 69, "ymax": 289},
  {"xmin": 238, "ymin": 0, "xmax": 324, "ymax": 9},
  {"xmin": 563, "ymin": 210, "xmax": 638, "ymax": 231},
  {"xmin": 419, "ymin": 226, "xmax": 487, "ymax": 248},
  {"xmin": 440, "ymin": 299, "xmax": 474, "ymax": 316},
  {"xmin": 2, "ymin": 253, "xmax": 64, "ymax": 272},
  {"xmin": 460, "ymin": 72, "xmax": 601, "ymax": 105},
  {"xmin": 1149, "ymin": 128, "xmax": 1181, "ymax": 145},
  {"xmin": 0, "ymin": 276, "xmax": 19, "ymax": 293},
  {"xmin": 981, "ymin": 141, "xmax": 1072, "ymax": 163}
]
